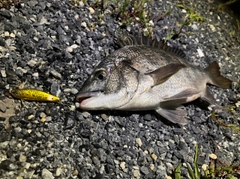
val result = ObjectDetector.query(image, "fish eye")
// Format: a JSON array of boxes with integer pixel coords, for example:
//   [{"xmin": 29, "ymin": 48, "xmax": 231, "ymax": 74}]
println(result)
[{"xmin": 95, "ymin": 70, "xmax": 107, "ymax": 80}]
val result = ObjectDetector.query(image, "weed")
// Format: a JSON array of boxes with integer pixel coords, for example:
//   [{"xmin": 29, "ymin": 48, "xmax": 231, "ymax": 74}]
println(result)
[
  {"xmin": 173, "ymin": 144, "xmax": 240, "ymax": 179},
  {"xmin": 210, "ymin": 105, "xmax": 240, "ymax": 133},
  {"xmin": 70, "ymin": 0, "xmax": 154, "ymax": 36},
  {"xmin": 164, "ymin": 4, "xmax": 204, "ymax": 42}
]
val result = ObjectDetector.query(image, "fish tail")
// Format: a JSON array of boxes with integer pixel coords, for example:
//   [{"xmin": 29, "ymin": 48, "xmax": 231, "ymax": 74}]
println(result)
[{"xmin": 204, "ymin": 61, "xmax": 232, "ymax": 89}]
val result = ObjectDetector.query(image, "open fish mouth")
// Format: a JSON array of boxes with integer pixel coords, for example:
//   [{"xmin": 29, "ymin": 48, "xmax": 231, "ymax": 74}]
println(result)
[{"xmin": 75, "ymin": 91, "xmax": 103, "ymax": 108}]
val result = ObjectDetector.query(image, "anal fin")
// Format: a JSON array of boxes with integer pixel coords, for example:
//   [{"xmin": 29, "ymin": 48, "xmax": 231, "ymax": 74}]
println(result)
[{"xmin": 156, "ymin": 107, "xmax": 188, "ymax": 125}]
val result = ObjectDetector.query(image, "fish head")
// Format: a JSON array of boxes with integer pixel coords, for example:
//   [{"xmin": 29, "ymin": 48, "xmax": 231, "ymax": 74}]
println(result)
[{"xmin": 76, "ymin": 55, "xmax": 139, "ymax": 110}]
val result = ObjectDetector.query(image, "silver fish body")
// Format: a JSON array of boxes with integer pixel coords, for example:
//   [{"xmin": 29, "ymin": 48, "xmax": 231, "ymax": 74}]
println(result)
[{"xmin": 76, "ymin": 34, "xmax": 232, "ymax": 125}]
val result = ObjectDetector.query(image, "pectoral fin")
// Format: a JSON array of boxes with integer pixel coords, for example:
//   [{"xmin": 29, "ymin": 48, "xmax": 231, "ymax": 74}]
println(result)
[
  {"xmin": 146, "ymin": 63, "xmax": 186, "ymax": 86},
  {"xmin": 156, "ymin": 107, "xmax": 188, "ymax": 125}
]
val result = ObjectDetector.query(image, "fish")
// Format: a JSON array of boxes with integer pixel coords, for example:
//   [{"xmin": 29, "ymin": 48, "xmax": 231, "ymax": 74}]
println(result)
[
  {"xmin": 75, "ymin": 33, "xmax": 232, "ymax": 125},
  {"xmin": 10, "ymin": 88, "xmax": 60, "ymax": 102}
]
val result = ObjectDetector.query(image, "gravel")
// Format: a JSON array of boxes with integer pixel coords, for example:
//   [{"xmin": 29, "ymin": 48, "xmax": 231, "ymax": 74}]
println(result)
[{"xmin": 0, "ymin": 0, "xmax": 240, "ymax": 178}]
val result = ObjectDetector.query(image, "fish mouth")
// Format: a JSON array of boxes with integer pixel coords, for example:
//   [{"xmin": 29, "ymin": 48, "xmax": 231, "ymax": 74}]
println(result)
[{"xmin": 75, "ymin": 91, "xmax": 102, "ymax": 108}]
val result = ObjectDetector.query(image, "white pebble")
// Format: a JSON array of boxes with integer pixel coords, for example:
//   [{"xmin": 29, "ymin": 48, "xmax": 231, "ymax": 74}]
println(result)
[
  {"xmin": 197, "ymin": 48, "xmax": 204, "ymax": 57},
  {"xmin": 0, "ymin": 70, "xmax": 6, "ymax": 77}
]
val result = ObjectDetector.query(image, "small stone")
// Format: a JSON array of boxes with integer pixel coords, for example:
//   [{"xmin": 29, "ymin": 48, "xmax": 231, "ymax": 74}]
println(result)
[
  {"xmin": 42, "ymin": 168, "xmax": 54, "ymax": 179},
  {"xmin": 50, "ymin": 70, "xmax": 62, "ymax": 79},
  {"xmin": 197, "ymin": 48, "xmax": 204, "ymax": 57},
  {"xmin": 9, "ymin": 33, "xmax": 15, "ymax": 38},
  {"xmin": 136, "ymin": 138, "xmax": 142, "ymax": 147},
  {"xmin": 133, "ymin": 169, "xmax": 141, "ymax": 178},
  {"xmin": 150, "ymin": 164, "xmax": 155, "ymax": 171},
  {"xmin": 66, "ymin": 44, "xmax": 79, "ymax": 53},
  {"xmin": 0, "ymin": 70, "xmax": 6, "ymax": 77},
  {"xmin": 140, "ymin": 166, "xmax": 149, "ymax": 175},
  {"xmin": 32, "ymin": 72, "xmax": 39, "ymax": 77},
  {"xmin": 27, "ymin": 59, "xmax": 38, "ymax": 67},
  {"xmin": 101, "ymin": 114, "xmax": 108, "ymax": 121},
  {"xmin": 28, "ymin": 115, "xmax": 35, "ymax": 120},
  {"xmin": 16, "ymin": 67, "xmax": 28, "ymax": 74},
  {"xmin": 40, "ymin": 117, "xmax": 47, "ymax": 123},
  {"xmin": 151, "ymin": 154, "xmax": 157, "ymax": 161},
  {"xmin": 72, "ymin": 169, "xmax": 78, "ymax": 176},
  {"xmin": 88, "ymin": 7, "xmax": 95, "ymax": 14},
  {"xmin": 191, "ymin": 24, "xmax": 198, "ymax": 30},
  {"xmin": 40, "ymin": 112, "xmax": 46, "ymax": 118},
  {"xmin": 81, "ymin": 22, "xmax": 87, "ymax": 28},
  {"xmin": 25, "ymin": 162, "xmax": 31, "ymax": 169},
  {"xmin": 56, "ymin": 167, "xmax": 62, "ymax": 176},
  {"xmin": 209, "ymin": 153, "xmax": 217, "ymax": 159},
  {"xmin": 208, "ymin": 24, "xmax": 216, "ymax": 32},
  {"xmin": 39, "ymin": 16, "xmax": 48, "ymax": 25},
  {"xmin": 78, "ymin": 1, "xmax": 84, "ymax": 7},
  {"xmin": 63, "ymin": 88, "xmax": 72, "ymax": 93},
  {"xmin": 70, "ymin": 105, "xmax": 76, "ymax": 111},
  {"xmin": 120, "ymin": 162, "xmax": 126, "ymax": 170},
  {"xmin": 4, "ymin": 31, "xmax": 10, "ymax": 36},
  {"xmin": 202, "ymin": 164, "xmax": 208, "ymax": 171},
  {"xmin": 71, "ymin": 88, "xmax": 78, "ymax": 94},
  {"xmin": 82, "ymin": 112, "xmax": 91, "ymax": 118},
  {"xmin": 19, "ymin": 154, "xmax": 27, "ymax": 162}
]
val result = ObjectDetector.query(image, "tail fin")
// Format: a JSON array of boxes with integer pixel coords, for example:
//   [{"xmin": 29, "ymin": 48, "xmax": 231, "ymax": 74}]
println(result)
[{"xmin": 205, "ymin": 61, "xmax": 232, "ymax": 89}]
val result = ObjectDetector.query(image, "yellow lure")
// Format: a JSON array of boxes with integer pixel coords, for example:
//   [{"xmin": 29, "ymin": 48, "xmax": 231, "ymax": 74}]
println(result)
[{"xmin": 10, "ymin": 88, "xmax": 60, "ymax": 102}]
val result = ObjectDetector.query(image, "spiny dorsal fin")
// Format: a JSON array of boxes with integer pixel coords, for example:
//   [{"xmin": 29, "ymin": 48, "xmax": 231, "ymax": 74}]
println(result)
[
  {"xmin": 115, "ymin": 32, "xmax": 186, "ymax": 58},
  {"xmin": 204, "ymin": 61, "xmax": 232, "ymax": 89}
]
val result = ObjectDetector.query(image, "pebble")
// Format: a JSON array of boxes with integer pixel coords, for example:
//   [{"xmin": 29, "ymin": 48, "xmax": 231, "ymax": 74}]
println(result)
[
  {"xmin": 27, "ymin": 59, "xmax": 38, "ymax": 67},
  {"xmin": 151, "ymin": 154, "xmax": 157, "ymax": 161},
  {"xmin": 120, "ymin": 162, "xmax": 126, "ymax": 170},
  {"xmin": 0, "ymin": 70, "xmax": 6, "ymax": 77},
  {"xmin": 140, "ymin": 166, "xmax": 149, "ymax": 175},
  {"xmin": 66, "ymin": 44, "xmax": 79, "ymax": 53},
  {"xmin": 150, "ymin": 164, "xmax": 155, "ymax": 171},
  {"xmin": 55, "ymin": 167, "xmax": 62, "ymax": 176},
  {"xmin": 136, "ymin": 138, "xmax": 142, "ymax": 147},
  {"xmin": 209, "ymin": 153, "xmax": 217, "ymax": 159},
  {"xmin": 88, "ymin": 7, "xmax": 95, "ymax": 14},
  {"xmin": 19, "ymin": 154, "xmax": 27, "ymax": 162},
  {"xmin": 81, "ymin": 22, "xmax": 87, "ymax": 28},
  {"xmin": 41, "ymin": 168, "xmax": 54, "ymax": 179},
  {"xmin": 208, "ymin": 24, "xmax": 216, "ymax": 32},
  {"xmin": 50, "ymin": 70, "xmax": 62, "ymax": 79},
  {"xmin": 71, "ymin": 88, "xmax": 78, "ymax": 94},
  {"xmin": 132, "ymin": 169, "xmax": 141, "ymax": 178}
]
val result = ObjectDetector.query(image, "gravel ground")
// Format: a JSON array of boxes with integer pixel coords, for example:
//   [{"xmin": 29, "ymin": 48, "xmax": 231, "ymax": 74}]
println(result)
[{"xmin": 0, "ymin": 0, "xmax": 240, "ymax": 178}]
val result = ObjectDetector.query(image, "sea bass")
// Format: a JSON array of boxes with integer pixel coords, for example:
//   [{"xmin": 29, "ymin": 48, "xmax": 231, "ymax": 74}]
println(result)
[{"xmin": 75, "ymin": 34, "xmax": 232, "ymax": 125}]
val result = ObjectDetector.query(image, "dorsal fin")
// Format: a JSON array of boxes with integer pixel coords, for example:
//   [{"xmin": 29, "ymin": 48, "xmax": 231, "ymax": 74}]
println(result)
[{"xmin": 114, "ymin": 32, "xmax": 186, "ymax": 58}]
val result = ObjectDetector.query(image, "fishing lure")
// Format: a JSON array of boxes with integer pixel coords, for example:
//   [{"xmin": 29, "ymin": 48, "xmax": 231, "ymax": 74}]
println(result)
[{"xmin": 10, "ymin": 88, "xmax": 60, "ymax": 102}]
